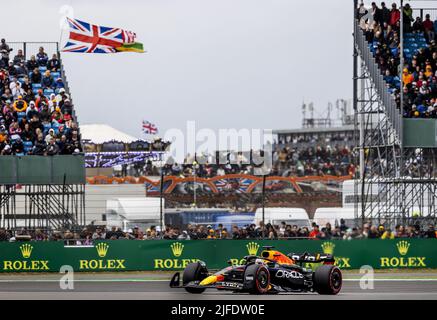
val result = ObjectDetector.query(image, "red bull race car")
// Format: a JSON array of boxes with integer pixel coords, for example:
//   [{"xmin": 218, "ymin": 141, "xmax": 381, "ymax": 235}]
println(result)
[{"xmin": 170, "ymin": 246, "xmax": 342, "ymax": 295}]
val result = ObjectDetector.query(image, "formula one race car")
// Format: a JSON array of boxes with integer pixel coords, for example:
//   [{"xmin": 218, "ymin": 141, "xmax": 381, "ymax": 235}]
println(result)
[{"xmin": 170, "ymin": 246, "xmax": 342, "ymax": 295}]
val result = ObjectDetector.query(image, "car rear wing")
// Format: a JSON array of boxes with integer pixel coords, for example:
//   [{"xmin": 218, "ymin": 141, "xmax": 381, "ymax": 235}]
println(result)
[{"xmin": 288, "ymin": 253, "xmax": 335, "ymax": 264}]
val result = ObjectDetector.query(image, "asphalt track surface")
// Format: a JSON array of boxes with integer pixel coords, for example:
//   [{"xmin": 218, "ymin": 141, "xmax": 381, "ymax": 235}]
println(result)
[{"xmin": 0, "ymin": 272, "xmax": 436, "ymax": 299}]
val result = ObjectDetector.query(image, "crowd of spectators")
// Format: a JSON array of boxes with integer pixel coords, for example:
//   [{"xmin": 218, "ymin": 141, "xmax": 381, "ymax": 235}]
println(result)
[
  {"xmin": 358, "ymin": 2, "xmax": 437, "ymax": 118},
  {"xmin": 159, "ymin": 151, "xmax": 268, "ymax": 177},
  {"xmin": 132, "ymin": 145, "xmax": 356, "ymax": 179},
  {"xmin": 0, "ymin": 39, "xmax": 82, "ymax": 156},
  {"xmin": 276, "ymin": 130, "xmax": 355, "ymax": 147},
  {"xmin": 163, "ymin": 220, "xmax": 437, "ymax": 240},
  {"xmin": 272, "ymin": 145, "xmax": 356, "ymax": 177},
  {"xmin": 1, "ymin": 220, "xmax": 435, "ymax": 242}
]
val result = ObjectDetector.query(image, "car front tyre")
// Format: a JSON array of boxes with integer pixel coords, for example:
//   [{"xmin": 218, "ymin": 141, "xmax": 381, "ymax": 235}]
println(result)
[
  {"xmin": 313, "ymin": 265, "xmax": 342, "ymax": 295},
  {"xmin": 183, "ymin": 262, "xmax": 207, "ymax": 294},
  {"xmin": 243, "ymin": 264, "xmax": 270, "ymax": 294}
]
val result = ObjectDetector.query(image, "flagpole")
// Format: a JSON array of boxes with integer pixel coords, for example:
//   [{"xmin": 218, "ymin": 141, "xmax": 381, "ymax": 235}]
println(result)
[
  {"xmin": 159, "ymin": 166, "xmax": 164, "ymax": 239},
  {"xmin": 59, "ymin": 28, "xmax": 64, "ymax": 51},
  {"xmin": 193, "ymin": 160, "xmax": 197, "ymax": 209}
]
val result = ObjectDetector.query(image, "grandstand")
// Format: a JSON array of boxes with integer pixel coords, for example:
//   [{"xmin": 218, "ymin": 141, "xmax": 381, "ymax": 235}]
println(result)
[
  {"xmin": 354, "ymin": 1, "xmax": 437, "ymax": 227},
  {"xmin": 79, "ymin": 99, "xmax": 355, "ymax": 228},
  {"xmin": 1, "ymin": 42, "xmax": 81, "ymax": 155},
  {"xmin": 81, "ymin": 124, "xmax": 168, "ymax": 177},
  {"xmin": 79, "ymin": 98, "xmax": 355, "ymax": 182},
  {"xmin": 133, "ymin": 102, "xmax": 354, "ymax": 225},
  {"xmin": 273, "ymin": 100, "xmax": 355, "ymax": 177},
  {"xmin": 0, "ymin": 41, "xmax": 85, "ymax": 231},
  {"xmin": 4, "ymin": 1, "xmax": 437, "ymax": 235}
]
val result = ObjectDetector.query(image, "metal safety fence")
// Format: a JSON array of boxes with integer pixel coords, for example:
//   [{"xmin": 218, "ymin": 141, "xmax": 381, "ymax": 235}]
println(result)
[
  {"xmin": 354, "ymin": 20, "xmax": 402, "ymax": 139},
  {"xmin": 7, "ymin": 42, "xmax": 59, "ymax": 61}
]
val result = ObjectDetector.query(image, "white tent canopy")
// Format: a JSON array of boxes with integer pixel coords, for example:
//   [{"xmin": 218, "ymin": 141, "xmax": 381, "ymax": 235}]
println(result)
[{"xmin": 80, "ymin": 124, "xmax": 139, "ymax": 144}]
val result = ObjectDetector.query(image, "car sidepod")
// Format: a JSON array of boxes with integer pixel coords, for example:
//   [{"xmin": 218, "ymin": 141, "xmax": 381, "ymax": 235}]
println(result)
[{"xmin": 269, "ymin": 266, "xmax": 306, "ymax": 290}]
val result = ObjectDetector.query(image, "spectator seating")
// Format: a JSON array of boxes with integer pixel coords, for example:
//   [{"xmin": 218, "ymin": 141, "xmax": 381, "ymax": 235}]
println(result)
[
  {"xmin": 88, "ymin": 143, "xmax": 354, "ymax": 179},
  {"xmin": 361, "ymin": 4, "xmax": 437, "ymax": 118},
  {"xmin": 0, "ymin": 42, "xmax": 82, "ymax": 156}
]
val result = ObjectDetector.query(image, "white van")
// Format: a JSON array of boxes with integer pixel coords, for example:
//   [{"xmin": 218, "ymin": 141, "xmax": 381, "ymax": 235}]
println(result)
[
  {"xmin": 313, "ymin": 207, "xmax": 356, "ymax": 228},
  {"xmin": 105, "ymin": 197, "xmax": 163, "ymax": 231},
  {"xmin": 254, "ymin": 207, "xmax": 311, "ymax": 227}
]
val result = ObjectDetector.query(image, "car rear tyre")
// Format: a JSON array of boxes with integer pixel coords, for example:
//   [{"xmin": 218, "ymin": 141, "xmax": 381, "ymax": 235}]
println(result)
[
  {"xmin": 313, "ymin": 265, "xmax": 342, "ymax": 295},
  {"xmin": 243, "ymin": 264, "xmax": 270, "ymax": 294},
  {"xmin": 183, "ymin": 262, "xmax": 208, "ymax": 294}
]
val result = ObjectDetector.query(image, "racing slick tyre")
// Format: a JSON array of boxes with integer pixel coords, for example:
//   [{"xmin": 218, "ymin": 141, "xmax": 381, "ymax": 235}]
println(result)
[
  {"xmin": 313, "ymin": 265, "xmax": 342, "ymax": 295},
  {"xmin": 183, "ymin": 262, "xmax": 208, "ymax": 294},
  {"xmin": 243, "ymin": 264, "xmax": 270, "ymax": 294}
]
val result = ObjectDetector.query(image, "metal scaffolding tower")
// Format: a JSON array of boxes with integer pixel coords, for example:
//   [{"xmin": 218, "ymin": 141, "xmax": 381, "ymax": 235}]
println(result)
[
  {"xmin": 0, "ymin": 184, "xmax": 85, "ymax": 232},
  {"xmin": 0, "ymin": 42, "xmax": 86, "ymax": 233},
  {"xmin": 0, "ymin": 185, "xmax": 16, "ymax": 230},
  {"xmin": 353, "ymin": 1, "xmax": 437, "ymax": 228}
]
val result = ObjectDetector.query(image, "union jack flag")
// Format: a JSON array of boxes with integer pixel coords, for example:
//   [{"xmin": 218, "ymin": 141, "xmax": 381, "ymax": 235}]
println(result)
[
  {"xmin": 142, "ymin": 120, "xmax": 158, "ymax": 135},
  {"xmin": 62, "ymin": 17, "xmax": 137, "ymax": 53},
  {"xmin": 214, "ymin": 178, "xmax": 254, "ymax": 193},
  {"xmin": 145, "ymin": 182, "xmax": 160, "ymax": 195}
]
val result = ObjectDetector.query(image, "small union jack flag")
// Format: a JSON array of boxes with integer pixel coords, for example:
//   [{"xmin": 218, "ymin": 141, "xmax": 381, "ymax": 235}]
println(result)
[
  {"xmin": 145, "ymin": 182, "xmax": 160, "ymax": 195},
  {"xmin": 214, "ymin": 178, "xmax": 254, "ymax": 193},
  {"xmin": 142, "ymin": 120, "xmax": 158, "ymax": 135},
  {"xmin": 62, "ymin": 17, "xmax": 137, "ymax": 53}
]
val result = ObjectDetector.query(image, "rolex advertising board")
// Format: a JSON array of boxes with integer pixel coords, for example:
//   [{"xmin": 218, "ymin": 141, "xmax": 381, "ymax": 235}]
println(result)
[{"xmin": 0, "ymin": 239, "xmax": 435, "ymax": 272}]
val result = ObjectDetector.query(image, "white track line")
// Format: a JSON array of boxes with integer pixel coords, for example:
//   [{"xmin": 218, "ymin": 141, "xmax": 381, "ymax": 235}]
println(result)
[
  {"xmin": 343, "ymin": 278, "xmax": 437, "ymax": 281},
  {"xmin": 0, "ymin": 279, "xmax": 168, "ymax": 282},
  {"xmin": 0, "ymin": 278, "xmax": 435, "ymax": 283}
]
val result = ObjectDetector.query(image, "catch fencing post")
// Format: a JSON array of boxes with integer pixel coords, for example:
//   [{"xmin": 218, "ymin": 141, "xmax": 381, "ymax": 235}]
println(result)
[
  {"xmin": 159, "ymin": 167, "xmax": 164, "ymax": 238},
  {"xmin": 262, "ymin": 174, "xmax": 266, "ymax": 239}
]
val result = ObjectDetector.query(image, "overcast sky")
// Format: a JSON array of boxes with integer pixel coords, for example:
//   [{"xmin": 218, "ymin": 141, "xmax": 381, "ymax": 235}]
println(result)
[{"xmin": 5, "ymin": 0, "xmax": 435, "ymax": 139}]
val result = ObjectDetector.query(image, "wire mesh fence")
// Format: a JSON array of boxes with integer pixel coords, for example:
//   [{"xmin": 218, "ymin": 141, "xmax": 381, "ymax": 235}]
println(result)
[{"xmin": 0, "ymin": 179, "xmax": 345, "ymax": 240}]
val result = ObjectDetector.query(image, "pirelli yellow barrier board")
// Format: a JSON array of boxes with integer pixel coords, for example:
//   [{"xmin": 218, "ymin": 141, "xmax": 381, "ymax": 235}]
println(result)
[{"xmin": 0, "ymin": 239, "xmax": 435, "ymax": 272}]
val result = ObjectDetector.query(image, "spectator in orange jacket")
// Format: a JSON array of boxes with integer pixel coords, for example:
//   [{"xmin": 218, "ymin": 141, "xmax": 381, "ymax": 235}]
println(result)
[
  {"xmin": 0, "ymin": 129, "xmax": 7, "ymax": 143},
  {"xmin": 402, "ymin": 68, "xmax": 414, "ymax": 86},
  {"xmin": 425, "ymin": 65, "xmax": 433, "ymax": 78}
]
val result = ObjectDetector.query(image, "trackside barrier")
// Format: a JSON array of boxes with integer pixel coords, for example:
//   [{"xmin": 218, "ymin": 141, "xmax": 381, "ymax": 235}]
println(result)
[
  {"xmin": 0, "ymin": 239, "xmax": 435, "ymax": 272},
  {"xmin": 0, "ymin": 155, "xmax": 85, "ymax": 184}
]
